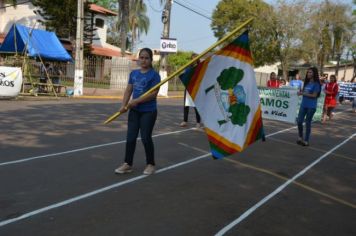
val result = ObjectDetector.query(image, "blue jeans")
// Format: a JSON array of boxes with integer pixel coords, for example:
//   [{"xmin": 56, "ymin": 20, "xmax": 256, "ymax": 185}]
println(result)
[
  {"xmin": 125, "ymin": 109, "xmax": 157, "ymax": 166},
  {"xmin": 297, "ymin": 107, "xmax": 316, "ymax": 142}
]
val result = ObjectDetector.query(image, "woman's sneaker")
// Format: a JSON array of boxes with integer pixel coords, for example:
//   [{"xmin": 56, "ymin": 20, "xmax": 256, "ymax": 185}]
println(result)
[
  {"xmin": 143, "ymin": 164, "xmax": 155, "ymax": 175},
  {"xmin": 115, "ymin": 163, "xmax": 132, "ymax": 174},
  {"xmin": 301, "ymin": 141, "xmax": 309, "ymax": 146},
  {"xmin": 296, "ymin": 138, "xmax": 303, "ymax": 146},
  {"xmin": 180, "ymin": 121, "xmax": 187, "ymax": 127}
]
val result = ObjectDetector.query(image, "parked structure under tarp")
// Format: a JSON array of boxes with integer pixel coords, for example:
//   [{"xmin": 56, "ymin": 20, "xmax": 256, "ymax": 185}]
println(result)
[{"xmin": 0, "ymin": 24, "xmax": 72, "ymax": 62}]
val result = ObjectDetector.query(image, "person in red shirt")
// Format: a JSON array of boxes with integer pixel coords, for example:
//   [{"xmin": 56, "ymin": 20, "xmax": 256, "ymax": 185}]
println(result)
[
  {"xmin": 322, "ymin": 74, "xmax": 339, "ymax": 123},
  {"xmin": 267, "ymin": 72, "xmax": 280, "ymax": 88}
]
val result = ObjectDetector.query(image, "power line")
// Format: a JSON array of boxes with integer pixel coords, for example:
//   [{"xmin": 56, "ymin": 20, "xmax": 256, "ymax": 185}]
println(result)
[
  {"xmin": 179, "ymin": 0, "xmax": 212, "ymax": 16},
  {"xmin": 173, "ymin": 0, "xmax": 212, "ymax": 21},
  {"xmin": 147, "ymin": 0, "xmax": 164, "ymax": 13}
]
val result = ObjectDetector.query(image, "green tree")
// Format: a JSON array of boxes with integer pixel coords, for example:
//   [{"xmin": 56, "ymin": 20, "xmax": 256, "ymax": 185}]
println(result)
[
  {"xmin": 328, "ymin": 2, "xmax": 353, "ymax": 76},
  {"xmin": 167, "ymin": 51, "xmax": 193, "ymax": 72},
  {"xmin": 118, "ymin": 0, "xmax": 129, "ymax": 56},
  {"xmin": 301, "ymin": 1, "xmax": 353, "ymax": 75},
  {"xmin": 32, "ymin": 0, "xmax": 92, "ymax": 42},
  {"xmin": 272, "ymin": 0, "xmax": 310, "ymax": 80},
  {"xmin": 211, "ymin": 0, "xmax": 278, "ymax": 67},
  {"xmin": 350, "ymin": 0, "xmax": 356, "ymax": 80},
  {"xmin": 93, "ymin": 0, "xmax": 116, "ymax": 9},
  {"xmin": 2, "ymin": 0, "xmax": 16, "ymax": 5},
  {"xmin": 106, "ymin": 0, "xmax": 150, "ymax": 52},
  {"xmin": 0, "ymin": 0, "xmax": 21, "ymax": 9},
  {"xmin": 115, "ymin": 0, "xmax": 150, "ymax": 51},
  {"xmin": 165, "ymin": 50, "xmax": 193, "ymax": 91},
  {"xmin": 129, "ymin": 0, "xmax": 149, "ymax": 51},
  {"xmin": 299, "ymin": 2, "xmax": 330, "ymax": 71}
]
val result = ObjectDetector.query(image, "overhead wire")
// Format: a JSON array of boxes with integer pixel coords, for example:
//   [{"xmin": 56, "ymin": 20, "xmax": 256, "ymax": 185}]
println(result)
[
  {"xmin": 179, "ymin": 0, "xmax": 212, "ymax": 16},
  {"xmin": 173, "ymin": 0, "xmax": 212, "ymax": 21},
  {"xmin": 171, "ymin": 0, "xmax": 215, "ymax": 47},
  {"xmin": 147, "ymin": 0, "xmax": 164, "ymax": 13}
]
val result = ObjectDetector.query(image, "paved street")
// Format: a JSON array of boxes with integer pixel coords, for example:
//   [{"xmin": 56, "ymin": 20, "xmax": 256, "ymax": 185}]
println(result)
[{"xmin": 0, "ymin": 97, "xmax": 355, "ymax": 236}]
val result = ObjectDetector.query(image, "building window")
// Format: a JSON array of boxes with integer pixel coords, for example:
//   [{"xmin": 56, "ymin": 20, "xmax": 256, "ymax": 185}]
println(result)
[{"xmin": 95, "ymin": 18, "xmax": 104, "ymax": 28}]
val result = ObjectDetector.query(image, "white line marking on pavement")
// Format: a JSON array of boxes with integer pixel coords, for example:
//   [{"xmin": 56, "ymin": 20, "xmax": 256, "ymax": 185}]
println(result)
[
  {"xmin": 1, "ymin": 110, "xmax": 348, "ymax": 167},
  {"xmin": 0, "ymin": 153, "xmax": 211, "ymax": 228},
  {"xmin": 265, "ymin": 126, "xmax": 296, "ymax": 137},
  {"xmin": 215, "ymin": 132, "xmax": 356, "ymax": 236},
  {"xmin": 0, "ymin": 109, "xmax": 351, "ymax": 228},
  {"xmin": 0, "ymin": 124, "xmax": 305, "ymax": 227},
  {"xmin": 0, "ymin": 128, "xmax": 194, "ymax": 167},
  {"xmin": 263, "ymin": 110, "xmax": 348, "ymax": 138}
]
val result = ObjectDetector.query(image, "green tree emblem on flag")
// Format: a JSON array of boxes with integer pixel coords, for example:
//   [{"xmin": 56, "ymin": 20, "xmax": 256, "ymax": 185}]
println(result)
[{"xmin": 205, "ymin": 67, "xmax": 250, "ymax": 126}]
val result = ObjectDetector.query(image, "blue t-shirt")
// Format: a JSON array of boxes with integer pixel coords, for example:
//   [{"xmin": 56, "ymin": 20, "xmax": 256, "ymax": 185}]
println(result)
[
  {"xmin": 290, "ymin": 80, "xmax": 303, "ymax": 90},
  {"xmin": 128, "ymin": 69, "xmax": 161, "ymax": 112},
  {"xmin": 300, "ymin": 82, "xmax": 321, "ymax": 108}
]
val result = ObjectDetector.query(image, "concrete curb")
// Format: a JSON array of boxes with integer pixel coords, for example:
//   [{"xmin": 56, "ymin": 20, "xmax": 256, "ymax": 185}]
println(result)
[{"xmin": 72, "ymin": 95, "xmax": 184, "ymax": 100}]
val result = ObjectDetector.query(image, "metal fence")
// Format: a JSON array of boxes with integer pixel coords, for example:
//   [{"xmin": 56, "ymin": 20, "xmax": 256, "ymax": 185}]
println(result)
[
  {"xmin": 0, "ymin": 55, "xmax": 136, "ymax": 93},
  {"xmin": 0, "ymin": 55, "xmax": 271, "ymax": 94}
]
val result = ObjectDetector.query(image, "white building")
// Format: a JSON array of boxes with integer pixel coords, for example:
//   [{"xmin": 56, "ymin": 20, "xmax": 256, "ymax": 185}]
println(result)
[
  {"xmin": 0, "ymin": 0, "xmax": 131, "ymax": 58},
  {"xmin": 0, "ymin": 0, "xmax": 44, "ymax": 33}
]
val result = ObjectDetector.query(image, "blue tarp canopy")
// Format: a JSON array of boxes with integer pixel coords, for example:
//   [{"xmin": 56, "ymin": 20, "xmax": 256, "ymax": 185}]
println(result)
[{"xmin": 0, "ymin": 24, "xmax": 72, "ymax": 62}]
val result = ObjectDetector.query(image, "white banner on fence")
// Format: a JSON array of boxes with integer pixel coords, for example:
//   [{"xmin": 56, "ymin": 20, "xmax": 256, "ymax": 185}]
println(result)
[
  {"xmin": 259, "ymin": 87, "xmax": 299, "ymax": 123},
  {"xmin": 0, "ymin": 66, "xmax": 23, "ymax": 97},
  {"xmin": 74, "ymin": 69, "xmax": 84, "ymax": 96},
  {"xmin": 158, "ymin": 70, "xmax": 168, "ymax": 97}
]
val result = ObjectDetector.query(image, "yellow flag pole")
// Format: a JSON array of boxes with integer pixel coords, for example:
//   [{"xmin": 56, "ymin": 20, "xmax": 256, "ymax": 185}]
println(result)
[{"xmin": 104, "ymin": 17, "xmax": 254, "ymax": 124}]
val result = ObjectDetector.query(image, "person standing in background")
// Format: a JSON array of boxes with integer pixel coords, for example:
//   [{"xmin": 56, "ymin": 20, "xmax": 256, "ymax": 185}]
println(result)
[
  {"xmin": 51, "ymin": 63, "xmax": 63, "ymax": 93},
  {"xmin": 322, "ymin": 75, "xmax": 339, "ymax": 123},
  {"xmin": 39, "ymin": 62, "xmax": 52, "ymax": 93},
  {"xmin": 179, "ymin": 53, "xmax": 202, "ymax": 128},
  {"xmin": 290, "ymin": 73, "xmax": 304, "ymax": 91},
  {"xmin": 180, "ymin": 90, "xmax": 202, "ymax": 128},
  {"xmin": 267, "ymin": 72, "xmax": 280, "ymax": 88}
]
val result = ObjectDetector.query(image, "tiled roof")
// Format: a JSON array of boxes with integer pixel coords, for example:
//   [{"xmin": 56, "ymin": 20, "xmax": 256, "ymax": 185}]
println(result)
[
  {"xmin": 91, "ymin": 45, "xmax": 120, "ymax": 57},
  {"xmin": 89, "ymin": 4, "xmax": 117, "ymax": 16},
  {"xmin": 91, "ymin": 45, "xmax": 134, "ymax": 59}
]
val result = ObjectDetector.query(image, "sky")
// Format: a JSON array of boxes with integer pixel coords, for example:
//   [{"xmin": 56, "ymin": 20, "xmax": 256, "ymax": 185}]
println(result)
[
  {"xmin": 137, "ymin": 0, "xmax": 354, "ymax": 54},
  {"xmin": 137, "ymin": 0, "xmax": 220, "ymax": 53}
]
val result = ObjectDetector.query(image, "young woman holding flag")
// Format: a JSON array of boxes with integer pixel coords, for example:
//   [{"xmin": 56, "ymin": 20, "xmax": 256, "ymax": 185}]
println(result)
[{"xmin": 114, "ymin": 48, "xmax": 161, "ymax": 175}]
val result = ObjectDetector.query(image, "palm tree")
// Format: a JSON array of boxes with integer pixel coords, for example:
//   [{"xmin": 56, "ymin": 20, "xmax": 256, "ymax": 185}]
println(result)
[
  {"xmin": 326, "ymin": 3, "xmax": 354, "ymax": 76},
  {"xmin": 118, "ymin": 0, "xmax": 129, "ymax": 56},
  {"xmin": 117, "ymin": 0, "xmax": 150, "ymax": 53},
  {"xmin": 129, "ymin": 0, "xmax": 149, "ymax": 51}
]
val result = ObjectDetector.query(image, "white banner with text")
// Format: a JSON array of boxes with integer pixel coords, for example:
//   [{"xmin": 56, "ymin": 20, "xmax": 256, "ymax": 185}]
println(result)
[
  {"xmin": 259, "ymin": 87, "xmax": 324, "ymax": 124},
  {"xmin": 0, "ymin": 66, "xmax": 23, "ymax": 97},
  {"xmin": 259, "ymin": 87, "xmax": 299, "ymax": 123}
]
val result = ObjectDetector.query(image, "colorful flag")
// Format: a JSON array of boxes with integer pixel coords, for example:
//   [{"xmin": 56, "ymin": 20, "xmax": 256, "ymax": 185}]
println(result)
[{"xmin": 180, "ymin": 31, "xmax": 264, "ymax": 159}]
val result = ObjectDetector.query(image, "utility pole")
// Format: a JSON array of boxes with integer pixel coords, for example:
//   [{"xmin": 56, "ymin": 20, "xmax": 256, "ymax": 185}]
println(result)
[
  {"xmin": 335, "ymin": 52, "xmax": 341, "ymax": 78},
  {"xmin": 343, "ymin": 50, "xmax": 349, "ymax": 80},
  {"xmin": 159, "ymin": 0, "xmax": 173, "ymax": 96},
  {"xmin": 74, "ymin": 0, "xmax": 84, "ymax": 96}
]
